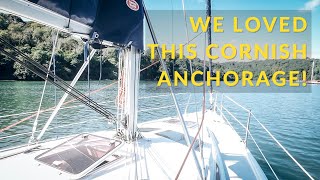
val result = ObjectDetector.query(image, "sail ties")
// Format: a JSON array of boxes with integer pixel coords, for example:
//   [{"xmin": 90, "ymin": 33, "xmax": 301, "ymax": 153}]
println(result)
[{"xmin": 29, "ymin": 30, "xmax": 59, "ymax": 144}]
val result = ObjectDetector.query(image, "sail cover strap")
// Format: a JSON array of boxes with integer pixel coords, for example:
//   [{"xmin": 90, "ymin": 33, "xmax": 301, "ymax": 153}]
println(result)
[{"xmin": 2, "ymin": 0, "xmax": 144, "ymax": 49}]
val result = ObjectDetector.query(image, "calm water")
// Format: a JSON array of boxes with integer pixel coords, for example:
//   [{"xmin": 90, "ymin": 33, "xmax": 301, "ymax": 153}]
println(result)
[{"xmin": 0, "ymin": 81, "xmax": 319, "ymax": 179}]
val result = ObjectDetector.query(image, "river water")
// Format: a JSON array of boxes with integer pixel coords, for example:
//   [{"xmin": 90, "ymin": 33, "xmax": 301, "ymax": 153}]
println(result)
[{"xmin": 0, "ymin": 80, "xmax": 319, "ymax": 179}]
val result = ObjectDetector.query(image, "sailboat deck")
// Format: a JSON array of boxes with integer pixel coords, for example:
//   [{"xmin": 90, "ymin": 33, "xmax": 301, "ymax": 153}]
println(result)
[{"xmin": 0, "ymin": 111, "xmax": 266, "ymax": 179}]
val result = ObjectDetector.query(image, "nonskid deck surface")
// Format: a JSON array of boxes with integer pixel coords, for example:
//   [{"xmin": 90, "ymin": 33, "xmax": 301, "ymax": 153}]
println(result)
[{"xmin": 0, "ymin": 111, "xmax": 266, "ymax": 179}]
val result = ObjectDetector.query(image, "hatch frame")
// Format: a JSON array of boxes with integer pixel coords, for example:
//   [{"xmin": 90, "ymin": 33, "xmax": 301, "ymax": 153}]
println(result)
[{"xmin": 34, "ymin": 133, "xmax": 124, "ymax": 179}]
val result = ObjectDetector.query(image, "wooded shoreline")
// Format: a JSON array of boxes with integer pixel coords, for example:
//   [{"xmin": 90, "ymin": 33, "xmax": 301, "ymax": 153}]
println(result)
[{"xmin": 0, "ymin": 13, "xmax": 319, "ymax": 81}]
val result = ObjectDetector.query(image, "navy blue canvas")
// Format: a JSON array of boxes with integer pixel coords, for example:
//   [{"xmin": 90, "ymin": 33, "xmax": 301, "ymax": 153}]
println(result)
[{"xmin": 27, "ymin": 0, "xmax": 144, "ymax": 49}]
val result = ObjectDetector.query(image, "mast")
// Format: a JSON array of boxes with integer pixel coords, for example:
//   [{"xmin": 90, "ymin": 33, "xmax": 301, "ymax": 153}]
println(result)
[
  {"xmin": 206, "ymin": 0, "xmax": 214, "ymax": 108},
  {"xmin": 1, "ymin": 0, "xmax": 144, "ymax": 142},
  {"xmin": 116, "ymin": 45, "xmax": 141, "ymax": 141}
]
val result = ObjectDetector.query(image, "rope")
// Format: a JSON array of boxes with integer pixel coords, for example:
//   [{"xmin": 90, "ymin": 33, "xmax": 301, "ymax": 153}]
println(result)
[
  {"xmin": 143, "ymin": 4, "xmax": 203, "ymax": 177},
  {"xmin": 175, "ymin": 4, "xmax": 207, "ymax": 174},
  {"xmin": 116, "ymin": 49, "xmax": 126, "ymax": 134},
  {"xmin": 0, "ymin": 81, "xmax": 117, "ymax": 133},
  {"xmin": 180, "ymin": 0, "xmax": 203, "ymax": 152},
  {"xmin": 117, "ymin": 50, "xmax": 127, "ymax": 108},
  {"xmin": 0, "ymin": 111, "xmax": 42, "ymax": 119},
  {"xmin": 0, "ymin": 116, "xmax": 106, "ymax": 141},
  {"xmin": 0, "ymin": 94, "xmax": 189, "ymax": 119},
  {"xmin": 175, "ymin": 84, "xmax": 206, "ymax": 180},
  {"xmin": 0, "ymin": 93, "xmax": 186, "ymax": 120},
  {"xmin": 179, "ymin": 1, "xmax": 204, "ymax": 178},
  {"xmin": 0, "ymin": 96, "xmax": 115, "ymax": 123}
]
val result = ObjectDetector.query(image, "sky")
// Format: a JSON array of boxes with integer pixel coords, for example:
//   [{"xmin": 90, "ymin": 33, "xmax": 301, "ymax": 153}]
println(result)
[{"xmin": 144, "ymin": 0, "xmax": 320, "ymax": 58}]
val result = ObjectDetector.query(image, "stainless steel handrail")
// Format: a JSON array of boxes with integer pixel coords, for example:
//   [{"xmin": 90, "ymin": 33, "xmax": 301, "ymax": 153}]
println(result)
[{"xmin": 251, "ymin": 113, "xmax": 314, "ymax": 180}]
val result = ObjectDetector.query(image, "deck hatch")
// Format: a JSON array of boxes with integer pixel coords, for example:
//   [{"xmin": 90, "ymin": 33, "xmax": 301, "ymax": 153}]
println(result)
[{"xmin": 35, "ymin": 134, "xmax": 123, "ymax": 178}]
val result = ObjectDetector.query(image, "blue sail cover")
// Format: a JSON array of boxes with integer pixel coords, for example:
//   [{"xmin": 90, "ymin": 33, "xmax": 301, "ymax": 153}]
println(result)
[{"xmin": 27, "ymin": 0, "xmax": 144, "ymax": 49}]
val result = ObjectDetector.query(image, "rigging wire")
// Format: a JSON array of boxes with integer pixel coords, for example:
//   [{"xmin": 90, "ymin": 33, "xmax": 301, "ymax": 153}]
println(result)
[
  {"xmin": 0, "ymin": 30, "xmax": 202, "ymax": 133},
  {"xmin": 0, "ymin": 38, "xmax": 115, "ymax": 121},
  {"xmin": 251, "ymin": 114, "xmax": 315, "ymax": 180},
  {"xmin": 180, "ymin": 0, "xmax": 205, "ymax": 177},
  {"xmin": 0, "ymin": 17, "xmax": 205, "ymax": 137},
  {"xmin": 143, "ymin": 2, "xmax": 203, "ymax": 178},
  {"xmin": 175, "ymin": 50, "xmax": 207, "ymax": 178},
  {"xmin": 171, "ymin": 0, "xmax": 175, "ymax": 76},
  {"xmin": 0, "ymin": 81, "xmax": 117, "ymax": 134},
  {"xmin": 98, "ymin": 39, "xmax": 103, "ymax": 84},
  {"xmin": 0, "ymin": 38, "xmax": 99, "ymax": 105},
  {"xmin": 29, "ymin": 30, "xmax": 59, "ymax": 143},
  {"xmin": 0, "ymin": 28, "xmax": 201, "ymax": 132},
  {"xmin": 175, "ymin": 77, "xmax": 207, "ymax": 179},
  {"xmin": 201, "ymin": 31, "xmax": 207, "ymax": 177},
  {"xmin": 180, "ymin": 0, "xmax": 200, "ymax": 128},
  {"xmin": 53, "ymin": 44, "xmax": 57, "ymax": 107},
  {"xmin": 171, "ymin": 0, "xmax": 174, "ymax": 44},
  {"xmin": 84, "ymin": 41, "xmax": 91, "ymax": 100},
  {"xmin": 53, "ymin": 33, "xmax": 58, "ymax": 138},
  {"xmin": 206, "ymin": 0, "xmax": 214, "ymax": 108},
  {"xmin": 88, "ymin": 53, "xmax": 90, "ymax": 100}
]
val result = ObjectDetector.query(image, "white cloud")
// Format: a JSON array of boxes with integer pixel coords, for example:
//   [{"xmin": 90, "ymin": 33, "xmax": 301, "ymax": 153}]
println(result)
[{"xmin": 302, "ymin": 0, "xmax": 320, "ymax": 10}]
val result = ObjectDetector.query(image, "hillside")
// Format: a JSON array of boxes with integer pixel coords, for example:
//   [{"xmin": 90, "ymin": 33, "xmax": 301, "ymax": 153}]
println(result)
[{"xmin": 0, "ymin": 13, "xmax": 319, "ymax": 81}]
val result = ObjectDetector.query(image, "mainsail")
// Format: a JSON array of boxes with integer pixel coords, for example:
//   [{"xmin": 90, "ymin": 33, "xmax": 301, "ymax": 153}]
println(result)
[{"xmin": 0, "ymin": 0, "xmax": 144, "ymax": 49}]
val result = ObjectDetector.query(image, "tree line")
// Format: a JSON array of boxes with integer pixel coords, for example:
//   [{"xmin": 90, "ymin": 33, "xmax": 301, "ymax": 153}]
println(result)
[{"xmin": 0, "ymin": 13, "xmax": 319, "ymax": 81}]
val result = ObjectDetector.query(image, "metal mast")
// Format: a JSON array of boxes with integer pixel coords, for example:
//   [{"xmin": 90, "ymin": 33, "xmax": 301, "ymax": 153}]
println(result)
[
  {"xmin": 116, "ymin": 46, "xmax": 141, "ymax": 141},
  {"xmin": 206, "ymin": 0, "xmax": 214, "ymax": 108}
]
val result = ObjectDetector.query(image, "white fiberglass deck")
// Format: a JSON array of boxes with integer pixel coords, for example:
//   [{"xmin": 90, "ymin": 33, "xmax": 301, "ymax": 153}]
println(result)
[{"xmin": 0, "ymin": 111, "xmax": 266, "ymax": 179}]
